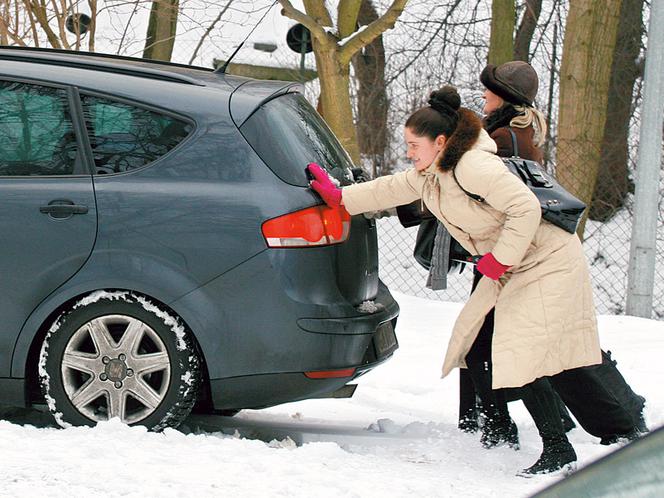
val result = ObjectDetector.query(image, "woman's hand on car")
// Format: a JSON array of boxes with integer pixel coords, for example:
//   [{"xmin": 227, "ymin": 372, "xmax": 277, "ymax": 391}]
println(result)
[
  {"xmin": 308, "ymin": 163, "xmax": 343, "ymax": 208},
  {"xmin": 476, "ymin": 253, "xmax": 511, "ymax": 280}
]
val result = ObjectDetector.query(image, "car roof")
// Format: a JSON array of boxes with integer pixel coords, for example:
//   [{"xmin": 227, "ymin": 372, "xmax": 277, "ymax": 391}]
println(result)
[
  {"xmin": 0, "ymin": 47, "xmax": 303, "ymax": 120},
  {"xmin": 0, "ymin": 46, "xmax": 235, "ymax": 87}
]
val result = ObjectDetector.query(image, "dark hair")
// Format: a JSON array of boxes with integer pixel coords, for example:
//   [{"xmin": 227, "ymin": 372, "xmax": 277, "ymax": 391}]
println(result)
[{"xmin": 405, "ymin": 86, "xmax": 460, "ymax": 140}]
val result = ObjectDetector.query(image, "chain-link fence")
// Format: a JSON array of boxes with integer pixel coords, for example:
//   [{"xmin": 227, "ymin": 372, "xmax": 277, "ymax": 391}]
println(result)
[{"xmin": 374, "ymin": 139, "xmax": 664, "ymax": 320}]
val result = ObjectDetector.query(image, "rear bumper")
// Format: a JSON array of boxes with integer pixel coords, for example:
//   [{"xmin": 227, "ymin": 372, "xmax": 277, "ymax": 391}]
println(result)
[
  {"xmin": 208, "ymin": 321, "xmax": 398, "ymax": 411},
  {"xmin": 208, "ymin": 285, "xmax": 399, "ymax": 411}
]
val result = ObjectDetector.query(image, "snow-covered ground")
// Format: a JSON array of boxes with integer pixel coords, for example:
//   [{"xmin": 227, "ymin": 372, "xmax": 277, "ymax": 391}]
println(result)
[{"xmin": 1, "ymin": 292, "xmax": 662, "ymax": 497}]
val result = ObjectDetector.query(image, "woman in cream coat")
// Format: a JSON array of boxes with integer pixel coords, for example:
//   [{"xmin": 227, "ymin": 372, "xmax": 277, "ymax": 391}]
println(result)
[{"xmin": 308, "ymin": 86, "xmax": 600, "ymax": 476}]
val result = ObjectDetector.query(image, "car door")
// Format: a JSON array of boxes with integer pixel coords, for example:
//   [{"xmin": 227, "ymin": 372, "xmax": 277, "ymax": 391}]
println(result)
[{"xmin": 0, "ymin": 79, "xmax": 97, "ymax": 376}]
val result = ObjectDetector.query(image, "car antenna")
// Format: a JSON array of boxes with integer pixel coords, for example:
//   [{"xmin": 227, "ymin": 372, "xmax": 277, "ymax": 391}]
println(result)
[{"xmin": 216, "ymin": 1, "xmax": 279, "ymax": 74}]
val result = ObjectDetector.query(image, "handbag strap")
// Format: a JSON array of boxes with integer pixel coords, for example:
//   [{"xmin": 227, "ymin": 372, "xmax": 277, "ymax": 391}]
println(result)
[
  {"xmin": 507, "ymin": 127, "xmax": 520, "ymax": 158},
  {"xmin": 452, "ymin": 168, "xmax": 485, "ymax": 203},
  {"xmin": 452, "ymin": 126, "xmax": 518, "ymax": 204}
]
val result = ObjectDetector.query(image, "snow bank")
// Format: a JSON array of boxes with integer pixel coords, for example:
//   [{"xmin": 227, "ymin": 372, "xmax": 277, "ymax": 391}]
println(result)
[{"xmin": 1, "ymin": 293, "xmax": 662, "ymax": 497}]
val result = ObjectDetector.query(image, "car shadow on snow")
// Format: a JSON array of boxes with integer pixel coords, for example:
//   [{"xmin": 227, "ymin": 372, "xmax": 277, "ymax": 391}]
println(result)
[
  {"xmin": 0, "ymin": 405, "xmax": 448, "ymax": 449},
  {"xmin": 0, "ymin": 405, "xmax": 58, "ymax": 428}
]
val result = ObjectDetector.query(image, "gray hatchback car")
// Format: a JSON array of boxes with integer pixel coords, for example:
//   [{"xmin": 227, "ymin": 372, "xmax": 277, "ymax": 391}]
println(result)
[{"xmin": 0, "ymin": 47, "xmax": 399, "ymax": 430}]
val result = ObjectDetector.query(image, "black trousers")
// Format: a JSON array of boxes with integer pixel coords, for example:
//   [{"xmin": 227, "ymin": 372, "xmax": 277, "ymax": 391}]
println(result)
[
  {"xmin": 548, "ymin": 366, "xmax": 636, "ymax": 438},
  {"xmin": 461, "ymin": 273, "xmax": 637, "ymax": 439}
]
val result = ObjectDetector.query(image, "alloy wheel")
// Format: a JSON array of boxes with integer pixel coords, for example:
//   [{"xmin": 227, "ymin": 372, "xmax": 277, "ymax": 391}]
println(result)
[{"xmin": 60, "ymin": 314, "xmax": 171, "ymax": 424}]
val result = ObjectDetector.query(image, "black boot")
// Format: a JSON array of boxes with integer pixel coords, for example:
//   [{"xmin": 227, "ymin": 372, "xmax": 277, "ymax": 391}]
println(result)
[
  {"xmin": 466, "ymin": 360, "xmax": 519, "ymax": 450},
  {"xmin": 599, "ymin": 395, "xmax": 648, "ymax": 445},
  {"xmin": 519, "ymin": 378, "xmax": 577, "ymax": 476},
  {"xmin": 518, "ymin": 436, "xmax": 577, "ymax": 476},
  {"xmin": 636, "ymin": 397, "xmax": 649, "ymax": 434},
  {"xmin": 481, "ymin": 414, "xmax": 520, "ymax": 449}
]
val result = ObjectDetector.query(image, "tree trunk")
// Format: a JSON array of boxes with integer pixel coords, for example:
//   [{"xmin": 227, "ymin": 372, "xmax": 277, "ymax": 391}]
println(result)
[
  {"xmin": 313, "ymin": 48, "xmax": 361, "ymax": 162},
  {"xmin": 556, "ymin": 0, "xmax": 622, "ymax": 237},
  {"xmin": 143, "ymin": 0, "xmax": 179, "ymax": 61},
  {"xmin": 513, "ymin": 0, "xmax": 542, "ymax": 62},
  {"xmin": 588, "ymin": 0, "xmax": 644, "ymax": 221},
  {"xmin": 488, "ymin": 0, "xmax": 515, "ymax": 65},
  {"xmin": 352, "ymin": 0, "xmax": 389, "ymax": 176}
]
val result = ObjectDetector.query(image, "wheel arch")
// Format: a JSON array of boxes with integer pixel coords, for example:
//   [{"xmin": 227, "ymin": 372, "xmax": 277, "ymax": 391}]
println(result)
[{"xmin": 18, "ymin": 288, "xmax": 212, "ymax": 409}]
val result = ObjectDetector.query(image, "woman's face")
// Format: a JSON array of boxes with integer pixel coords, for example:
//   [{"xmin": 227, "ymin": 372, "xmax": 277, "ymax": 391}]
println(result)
[
  {"xmin": 482, "ymin": 88, "xmax": 504, "ymax": 114},
  {"xmin": 404, "ymin": 127, "xmax": 446, "ymax": 171}
]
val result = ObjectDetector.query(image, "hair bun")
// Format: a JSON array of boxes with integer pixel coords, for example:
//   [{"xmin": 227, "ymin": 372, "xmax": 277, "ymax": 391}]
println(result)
[{"xmin": 428, "ymin": 86, "xmax": 461, "ymax": 115}]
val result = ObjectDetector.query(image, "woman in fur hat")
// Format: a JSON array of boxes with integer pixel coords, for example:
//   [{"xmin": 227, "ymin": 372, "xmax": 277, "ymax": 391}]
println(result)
[
  {"xmin": 308, "ymin": 84, "xmax": 596, "ymax": 476},
  {"xmin": 474, "ymin": 60, "xmax": 646, "ymax": 464},
  {"xmin": 480, "ymin": 60, "xmax": 547, "ymax": 160}
]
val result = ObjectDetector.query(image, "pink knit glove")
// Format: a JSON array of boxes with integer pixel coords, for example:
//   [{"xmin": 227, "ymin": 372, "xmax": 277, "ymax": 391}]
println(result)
[
  {"xmin": 307, "ymin": 163, "xmax": 342, "ymax": 208},
  {"xmin": 476, "ymin": 253, "xmax": 511, "ymax": 280}
]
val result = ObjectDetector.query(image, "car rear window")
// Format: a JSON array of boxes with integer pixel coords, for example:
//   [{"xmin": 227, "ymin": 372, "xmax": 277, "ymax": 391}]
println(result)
[
  {"xmin": 240, "ymin": 93, "xmax": 354, "ymax": 187},
  {"xmin": 80, "ymin": 94, "xmax": 193, "ymax": 174}
]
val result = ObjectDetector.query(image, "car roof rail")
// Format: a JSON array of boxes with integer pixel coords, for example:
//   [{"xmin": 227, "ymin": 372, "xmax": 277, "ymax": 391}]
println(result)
[{"xmin": 0, "ymin": 46, "xmax": 215, "ymax": 86}]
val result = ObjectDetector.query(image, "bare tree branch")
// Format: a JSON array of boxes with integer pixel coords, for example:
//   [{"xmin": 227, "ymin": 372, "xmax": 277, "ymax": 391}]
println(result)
[
  {"xmin": 25, "ymin": 0, "xmax": 62, "ymax": 48},
  {"xmin": 302, "ymin": 0, "xmax": 332, "ymax": 26},
  {"xmin": 87, "ymin": 0, "xmax": 97, "ymax": 51},
  {"xmin": 338, "ymin": 0, "xmax": 361, "ymax": 40},
  {"xmin": 514, "ymin": 0, "xmax": 542, "ymax": 62},
  {"xmin": 385, "ymin": 0, "xmax": 463, "ymax": 86},
  {"xmin": 277, "ymin": 0, "xmax": 333, "ymax": 47},
  {"xmin": 188, "ymin": 0, "xmax": 232, "ymax": 64},
  {"xmin": 49, "ymin": 0, "xmax": 71, "ymax": 49},
  {"xmin": 338, "ymin": 0, "xmax": 408, "ymax": 65},
  {"xmin": 0, "ymin": 14, "xmax": 27, "ymax": 45}
]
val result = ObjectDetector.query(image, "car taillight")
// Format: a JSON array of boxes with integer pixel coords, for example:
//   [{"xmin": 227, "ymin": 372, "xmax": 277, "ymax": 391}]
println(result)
[{"xmin": 262, "ymin": 205, "xmax": 351, "ymax": 248}]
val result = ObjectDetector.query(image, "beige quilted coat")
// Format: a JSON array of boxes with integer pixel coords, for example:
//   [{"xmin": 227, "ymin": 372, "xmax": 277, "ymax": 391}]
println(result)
[{"xmin": 342, "ymin": 117, "xmax": 601, "ymax": 389}]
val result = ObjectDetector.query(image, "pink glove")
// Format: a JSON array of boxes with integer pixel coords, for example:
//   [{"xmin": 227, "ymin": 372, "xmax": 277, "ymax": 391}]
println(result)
[
  {"xmin": 476, "ymin": 253, "xmax": 511, "ymax": 280},
  {"xmin": 307, "ymin": 163, "xmax": 342, "ymax": 208}
]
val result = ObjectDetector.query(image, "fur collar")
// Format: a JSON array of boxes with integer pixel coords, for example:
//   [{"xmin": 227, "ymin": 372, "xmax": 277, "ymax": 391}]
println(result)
[
  {"xmin": 484, "ymin": 105, "xmax": 520, "ymax": 134},
  {"xmin": 436, "ymin": 108, "xmax": 483, "ymax": 172}
]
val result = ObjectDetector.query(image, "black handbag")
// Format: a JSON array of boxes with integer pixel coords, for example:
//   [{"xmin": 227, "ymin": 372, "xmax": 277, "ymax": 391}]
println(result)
[{"xmin": 454, "ymin": 129, "xmax": 586, "ymax": 234}]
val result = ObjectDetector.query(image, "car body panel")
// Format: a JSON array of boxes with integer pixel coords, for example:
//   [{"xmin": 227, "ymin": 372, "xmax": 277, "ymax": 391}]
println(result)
[{"xmin": 0, "ymin": 176, "xmax": 97, "ymax": 376}]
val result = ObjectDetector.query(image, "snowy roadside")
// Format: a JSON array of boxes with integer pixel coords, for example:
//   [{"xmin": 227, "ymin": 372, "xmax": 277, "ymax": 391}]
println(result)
[{"xmin": 1, "ymin": 292, "xmax": 662, "ymax": 497}]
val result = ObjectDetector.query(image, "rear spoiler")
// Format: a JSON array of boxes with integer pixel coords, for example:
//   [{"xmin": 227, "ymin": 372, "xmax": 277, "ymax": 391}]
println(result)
[{"xmin": 229, "ymin": 79, "xmax": 303, "ymax": 127}]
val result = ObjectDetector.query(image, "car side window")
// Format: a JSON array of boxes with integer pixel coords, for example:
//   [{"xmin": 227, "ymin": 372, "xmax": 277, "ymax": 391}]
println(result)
[
  {"xmin": 80, "ymin": 94, "xmax": 192, "ymax": 174},
  {"xmin": 0, "ymin": 81, "xmax": 79, "ymax": 176}
]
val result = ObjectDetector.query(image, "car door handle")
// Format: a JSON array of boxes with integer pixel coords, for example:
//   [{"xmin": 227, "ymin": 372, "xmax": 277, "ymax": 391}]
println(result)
[{"xmin": 40, "ymin": 200, "xmax": 89, "ymax": 216}]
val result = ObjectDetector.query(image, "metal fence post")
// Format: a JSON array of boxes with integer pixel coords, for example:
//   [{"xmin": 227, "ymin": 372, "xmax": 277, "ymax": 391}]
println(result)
[{"xmin": 626, "ymin": 0, "xmax": 664, "ymax": 318}]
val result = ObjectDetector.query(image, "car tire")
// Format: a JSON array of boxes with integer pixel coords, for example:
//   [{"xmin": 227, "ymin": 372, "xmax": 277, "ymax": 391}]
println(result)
[{"xmin": 39, "ymin": 291, "xmax": 201, "ymax": 431}]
